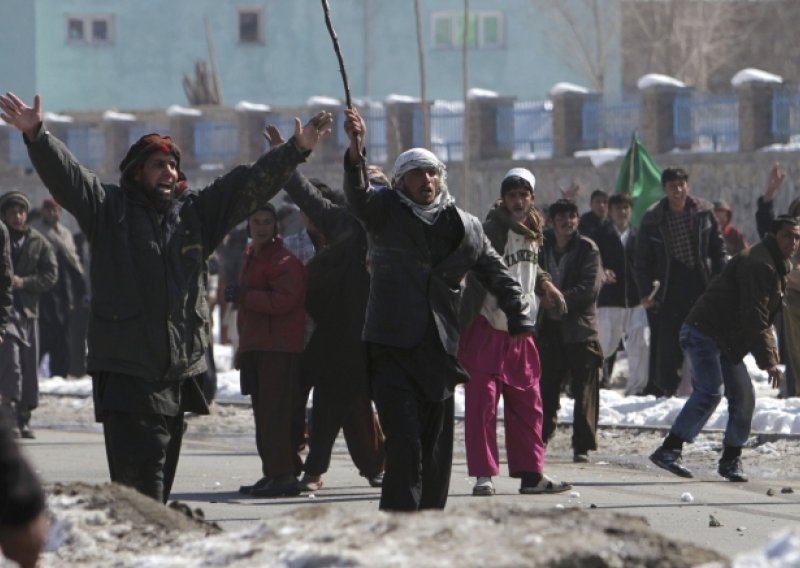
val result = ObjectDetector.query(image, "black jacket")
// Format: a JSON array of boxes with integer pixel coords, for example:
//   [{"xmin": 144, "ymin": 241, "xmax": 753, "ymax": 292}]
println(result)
[
  {"xmin": 687, "ymin": 235, "xmax": 788, "ymax": 369},
  {"xmin": 343, "ymin": 160, "xmax": 534, "ymax": 356},
  {"xmin": 591, "ymin": 221, "xmax": 640, "ymax": 307},
  {"xmin": 26, "ymin": 126, "xmax": 307, "ymax": 383},
  {"xmin": 634, "ymin": 196, "xmax": 726, "ymax": 303},
  {"xmin": 539, "ymin": 230, "xmax": 603, "ymax": 344},
  {"xmin": 283, "ymin": 171, "xmax": 371, "ymax": 393},
  {"xmin": 0, "ymin": 222, "xmax": 12, "ymax": 336}
]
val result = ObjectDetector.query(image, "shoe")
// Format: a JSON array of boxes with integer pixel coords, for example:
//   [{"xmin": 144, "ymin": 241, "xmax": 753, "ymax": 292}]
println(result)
[
  {"xmin": 472, "ymin": 476, "xmax": 495, "ymax": 496},
  {"xmin": 297, "ymin": 474, "xmax": 323, "ymax": 492},
  {"xmin": 238, "ymin": 476, "xmax": 270, "ymax": 495},
  {"xmin": 366, "ymin": 472, "xmax": 384, "ymax": 488},
  {"xmin": 251, "ymin": 475, "xmax": 301, "ymax": 498},
  {"xmin": 649, "ymin": 446, "xmax": 693, "ymax": 478},
  {"xmin": 573, "ymin": 453, "xmax": 589, "ymax": 463},
  {"xmin": 718, "ymin": 457, "xmax": 748, "ymax": 482},
  {"xmin": 19, "ymin": 424, "xmax": 35, "ymax": 439},
  {"xmin": 520, "ymin": 473, "xmax": 572, "ymax": 495}
]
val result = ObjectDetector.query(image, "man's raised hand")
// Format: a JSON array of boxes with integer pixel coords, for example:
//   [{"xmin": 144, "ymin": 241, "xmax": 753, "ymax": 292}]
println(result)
[
  {"xmin": 293, "ymin": 111, "xmax": 333, "ymax": 152},
  {"xmin": 263, "ymin": 124, "xmax": 285, "ymax": 149},
  {"xmin": 0, "ymin": 93, "xmax": 42, "ymax": 141}
]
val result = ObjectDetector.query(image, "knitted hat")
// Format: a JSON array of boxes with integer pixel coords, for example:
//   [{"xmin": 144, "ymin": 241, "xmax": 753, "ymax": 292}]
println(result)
[
  {"xmin": 119, "ymin": 133, "xmax": 183, "ymax": 183},
  {"xmin": 42, "ymin": 196, "xmax": 61, "ymax": 210},
  {"xmin": 501, "ymin": 168, "xmax": 536, "ymax": 196},
  {"xmin": 0, "ymin": 190, "xmax": 31, "ymax": 215}
]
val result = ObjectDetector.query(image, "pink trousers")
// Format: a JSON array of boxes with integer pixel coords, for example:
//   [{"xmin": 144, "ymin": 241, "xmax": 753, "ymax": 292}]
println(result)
[{"xmin": 458, "ymin": 316, "xmax": 545, "ymax": 477}]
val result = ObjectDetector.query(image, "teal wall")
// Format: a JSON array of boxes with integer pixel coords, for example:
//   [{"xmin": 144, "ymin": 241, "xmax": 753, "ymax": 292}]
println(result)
[
  {"xmin": 22, "ymin": 0, "xmax": 620, "ymax": 112},
  {"xmin": 0, "ymin": 0, "xmax": 36, "ymax": 102}
]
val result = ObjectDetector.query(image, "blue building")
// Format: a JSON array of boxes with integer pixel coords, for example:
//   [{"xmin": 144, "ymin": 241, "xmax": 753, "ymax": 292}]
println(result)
[{"xmin": 0, "ymin": 0, "xmax": 621, "ymax": 112}]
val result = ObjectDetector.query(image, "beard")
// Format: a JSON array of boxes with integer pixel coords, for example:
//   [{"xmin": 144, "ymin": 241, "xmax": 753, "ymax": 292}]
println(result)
[{"xmin": 140, "ymin": 183, "xmax": 176, "ymax": 213}]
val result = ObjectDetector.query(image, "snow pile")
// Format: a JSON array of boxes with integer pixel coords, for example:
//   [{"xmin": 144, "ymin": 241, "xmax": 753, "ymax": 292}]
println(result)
[
  {"xmin": 731, "ymin": 68, "xmax": 783, "ymax": 87},
  {"xmin": 39, "ymin": 485, "xmax": 726, "ymax": 567},
  {"xmin": 166, "ymin": 105, "xmax": 202, "ymax": 117},
  {"xmin": 549, "ymin": 82, "xmax": 590, "ymax": 96},
  {"xmin": 306, "ymin": 96, "xmax": 340, "ymax": 107},
  {"xmin": 467, "ymin": 88, "xmax": 499, "ymax": 99},
  {"xmin": 43, "ymin": 112, "xmax": 74, "ymax": 123},
  {"xmin": 637, "ymin": 73, "xmax": 687, "ymax": 90},
  {"xmin": 234, "ymin": 101, "xmax": 270, "ymax": 112},
  {"xmin": 734, "ymin": 529, "xmax": 800, "ymax": 567},
  {"xmin": 384, "ymin": 94, "xmax": 420, "ymax": 103},
  {"xmin": 39, "ymin": 348, "xmax": 800, "ymax": 434},
  {"xmin": 574, "ymin": 148, "xmax": 627, "ymax": 167},
  {"xmin": 102, "ymin": 110, "xmax": 136, "ymax": 122}
]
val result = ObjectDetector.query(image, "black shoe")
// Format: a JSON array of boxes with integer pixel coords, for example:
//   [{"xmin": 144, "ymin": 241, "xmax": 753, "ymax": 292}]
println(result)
[
  {"xmin": 649, "ymin": 446, "xmax": 693, "ymax": 478},
  {"xmin": 239, "ymin": 476, "xmax": 270, "ymax": 495},
  {"xmin": 718, "ymin": 457, "xmax": 748, "ymax": 482},
  {"xmin": 573, "ymin": 452, "xmax": 589, "ymax": 464},
  {"xmin": 251, "ymin": 475, "xmax": 301, "ymax": 498}
]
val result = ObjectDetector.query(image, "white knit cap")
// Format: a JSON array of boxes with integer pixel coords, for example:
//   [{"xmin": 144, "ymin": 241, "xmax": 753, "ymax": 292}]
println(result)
[{"xmin": 502, "ymin": 168, "xmax": 536, "ymax": 194}]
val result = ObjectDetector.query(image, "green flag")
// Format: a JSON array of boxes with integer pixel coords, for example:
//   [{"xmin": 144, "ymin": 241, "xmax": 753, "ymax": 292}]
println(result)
[{"xmin": 614, "ymin": 132, "xmax": 662, "ymax": 227}]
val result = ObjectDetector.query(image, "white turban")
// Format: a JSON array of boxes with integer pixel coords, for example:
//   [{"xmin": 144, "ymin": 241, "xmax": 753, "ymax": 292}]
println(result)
[{"xmin": 390, "ymin": 148, "xmax": 447, "ymax": 187}]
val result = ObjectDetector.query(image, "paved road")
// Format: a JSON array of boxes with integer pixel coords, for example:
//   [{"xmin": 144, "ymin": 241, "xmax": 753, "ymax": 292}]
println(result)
[{"xmin": 19, "ymin": 424, "xmax": 800, "ymax": 560}]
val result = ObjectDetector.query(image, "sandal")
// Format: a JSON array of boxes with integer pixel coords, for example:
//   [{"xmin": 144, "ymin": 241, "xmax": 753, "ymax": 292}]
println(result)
[{"xmin": 520, "ymin": 474, "xmax": 572, "ymax": 495}]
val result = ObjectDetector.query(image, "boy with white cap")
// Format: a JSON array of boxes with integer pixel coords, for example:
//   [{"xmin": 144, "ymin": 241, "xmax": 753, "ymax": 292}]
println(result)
[{"xmin": 459, "ymin": 168, "xmax": 571, "ymax": 496}]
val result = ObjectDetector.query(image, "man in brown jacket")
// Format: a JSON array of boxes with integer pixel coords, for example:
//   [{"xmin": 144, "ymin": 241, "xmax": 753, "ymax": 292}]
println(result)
[{"xmin": 650, "ymin": 215, "xmax": 800, "ymax": 482}]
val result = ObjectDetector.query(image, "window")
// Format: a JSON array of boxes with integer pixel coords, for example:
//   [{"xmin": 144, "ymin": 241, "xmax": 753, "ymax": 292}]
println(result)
[
  {"xmin": 238, "ymin": 8, "xmax": 263, "ymax": 44},
  {"xmin": 66, "ymin": 14, "xmax": 114, "ymax": 45},
  {"xmin": 431, "ymin": 11, "xmax": 503, "ymax": 49}
]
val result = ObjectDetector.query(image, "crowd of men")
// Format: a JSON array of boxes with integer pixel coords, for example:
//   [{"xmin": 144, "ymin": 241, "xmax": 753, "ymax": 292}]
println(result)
[{"xmin": 1, "ymin": 90, "xmax": 798, "ymax": 568}]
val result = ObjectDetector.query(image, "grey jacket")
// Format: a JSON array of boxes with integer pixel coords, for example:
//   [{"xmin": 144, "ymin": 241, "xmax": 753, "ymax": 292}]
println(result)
[
  {"xmin": 26, "ymin": 126, "xmax": 308, "ymax": 382},
  {"xmin": 9, "ymin": 226, "xmax": 58, "ymax": 320}
]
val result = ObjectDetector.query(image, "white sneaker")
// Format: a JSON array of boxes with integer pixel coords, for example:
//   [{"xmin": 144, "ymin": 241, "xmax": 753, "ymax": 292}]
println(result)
[{"xmin": 472, "ymin": 476, "xmax": 495, "ymax": 496}]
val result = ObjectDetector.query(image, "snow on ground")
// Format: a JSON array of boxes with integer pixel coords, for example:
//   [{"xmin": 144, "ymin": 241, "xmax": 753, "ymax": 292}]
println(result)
[{"xmin": 40, "ymin": 345, "xmax": 800, "ymax": 435}]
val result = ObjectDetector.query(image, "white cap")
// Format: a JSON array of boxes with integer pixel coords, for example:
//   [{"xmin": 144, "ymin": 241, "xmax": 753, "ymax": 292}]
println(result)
[{"xmin": 502, "ymin": 168, "xmax": 536, "ymax": 194}]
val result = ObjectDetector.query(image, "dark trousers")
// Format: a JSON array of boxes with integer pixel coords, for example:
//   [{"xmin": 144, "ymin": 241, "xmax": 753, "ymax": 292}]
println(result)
[
  {"xmin": 645, "ymin": 262, "xmax": 704, "ymax": 396},
  {"xmin": 102, "ymin": 411, "xmax": 185, "ymax": 503},
  {"xmin": 371, "ymin": 363, "xmax": 454, "ymax": 512},
  {"xmin": 304, "ymin": 387, "xmax": 385, "ymax": 478},
  {"xmin": 39, "ymin": 317, "xmax": 70, "ymax": 378},
  {"xmin": 538, "ymin": 323, "xmax": 601, "ymax": 454},
  {"xmin": 248, "ymin": 352, "xmax": 303, "ymax": 479}
]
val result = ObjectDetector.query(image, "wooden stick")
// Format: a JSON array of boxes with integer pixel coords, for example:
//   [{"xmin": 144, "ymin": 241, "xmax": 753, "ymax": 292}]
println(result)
[{"xmin": 321, "ymin": 0, "xmax": 368, "ymax": 183}]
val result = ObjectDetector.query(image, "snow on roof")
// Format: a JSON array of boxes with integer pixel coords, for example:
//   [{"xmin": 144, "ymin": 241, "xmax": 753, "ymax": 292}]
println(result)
[
  {"xmin": 467, "ymin": 87, "xmax": 499, "ymax": 99},
  {"xmin": 306, "ymin": 95, "xmax": 341, "ymax": 107},
  {"xmin": 385, "ymin": 94, "xmax": 420, "ymax": 103},
  {"xmin": 102, "ymin": 110, "xmax": 136, "ymax": 122},
  {"xmin": 235, "ymin": 101, "xmax": 271, "ymax": 112},
  {"xmin": 574, "ymin": 148, "xmax": 626, "ymax": 167},
  {"xmin": 637, "ymin": 73, "xmax": 687, "ymax": 89},
  {"xmin": 43, "ymin": 111, "xmax": 74, "ymax": 123},
  {"xmin": 432, "ymin": 99, "xmax": 464, "ymax": 112},
  {"xmin": 549, "ymin": 82, "xmax": 590, "ymax": 96},
  {"xmin": 731, "ymin": 68, "xmax": 783, "ymax": 87},
  {"xmin": 166, "ymin": 105, "xmax": 202, "ymax": 117}
]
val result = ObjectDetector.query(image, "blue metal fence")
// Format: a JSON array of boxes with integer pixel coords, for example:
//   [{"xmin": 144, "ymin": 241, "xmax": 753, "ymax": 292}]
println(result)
[
  {"xmin": 771, "ymin": 91, "xmax": 800, "ymax": 140},
  {"xmin": 674, "ymin": 93, "xmax": 738, "ymax": 152},
  {"xmin": 66, "ymin": 126, "xmax": 105, "ymax": 168},
  {"xmin": 582, "ymin": 98, "xmax": 639, "ymax": 149},
  {"xmin": 193, "ymin": 120, "xmax": 239, "ymax": 163},
  {"xmin": 414, "ymin": 103, "xmax": 465, "ymax": 162},
  {"xmin": 499, "ymin": 100, "xmax": 553, "ymax": 159}
]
